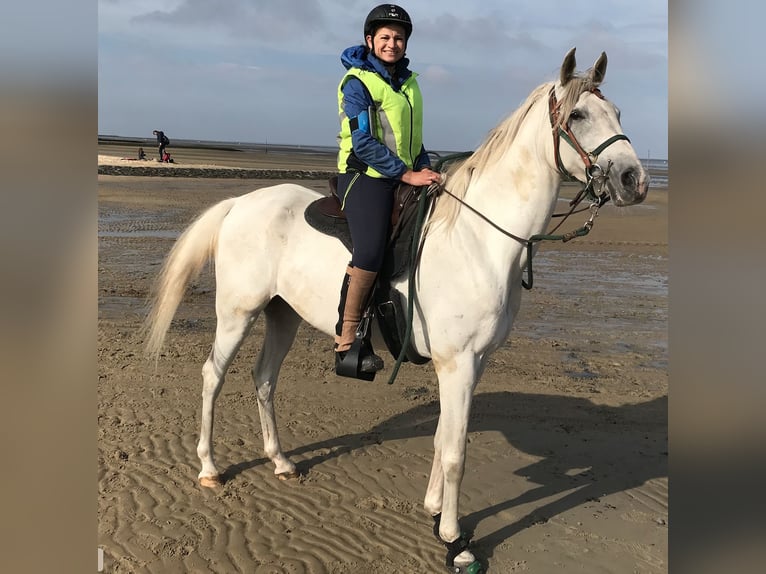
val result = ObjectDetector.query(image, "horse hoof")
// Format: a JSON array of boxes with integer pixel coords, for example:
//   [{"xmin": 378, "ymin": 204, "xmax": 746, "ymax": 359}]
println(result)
[
  {"xmin": 448, "ymin": 560, "xmax": 484, "ymax": 574},
  {"xmin": 199, "ymin": 475, "xmax": 223, "ymax": 488},
  {"xmin": 276, "ymin": 470, "xmax": 300, "ymax": 481}
]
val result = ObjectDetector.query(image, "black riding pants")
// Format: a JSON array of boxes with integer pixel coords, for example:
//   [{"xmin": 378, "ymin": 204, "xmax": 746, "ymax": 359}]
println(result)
[{"xmin": 337, "ymin": 171, "xmax": 395, "ymax": 273}]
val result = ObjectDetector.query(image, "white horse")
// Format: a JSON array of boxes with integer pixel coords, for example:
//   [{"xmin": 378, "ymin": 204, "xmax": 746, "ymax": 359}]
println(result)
[{"xmin": 144, "ymin": 48, "xmax": 648, "ymax": 573}]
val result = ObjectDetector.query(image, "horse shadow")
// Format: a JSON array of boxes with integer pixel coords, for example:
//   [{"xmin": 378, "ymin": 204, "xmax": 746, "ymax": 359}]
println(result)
[{"xmin": 222, "ymin": 391, "xmax": 667, "ymax": 565}]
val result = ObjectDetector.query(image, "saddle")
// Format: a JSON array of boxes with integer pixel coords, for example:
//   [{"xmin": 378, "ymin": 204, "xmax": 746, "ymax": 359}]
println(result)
[
  {"xmin": 308, "ymin": 175, "xmax": 418, "ymax": 250},
  {"xmin": 304, "ymin": 175, "xmax": 432, "ymax": 365}
]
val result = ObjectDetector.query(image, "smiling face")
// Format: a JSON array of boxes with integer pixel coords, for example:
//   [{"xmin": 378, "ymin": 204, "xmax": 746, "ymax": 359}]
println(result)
[{"xmin": 366, "ymin": 24, "xmax": 407, "ymax": 65}]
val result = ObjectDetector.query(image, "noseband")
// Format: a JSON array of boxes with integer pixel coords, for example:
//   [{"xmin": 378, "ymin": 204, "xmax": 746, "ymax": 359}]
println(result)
[{"xmin": 548, "ymin": 86, "xmax": 630, "ymax": 204}]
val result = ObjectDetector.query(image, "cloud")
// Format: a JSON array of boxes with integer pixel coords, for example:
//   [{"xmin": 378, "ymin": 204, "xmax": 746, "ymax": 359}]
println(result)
[
  {"xmin": 216, "ymin": 61, "xmax": 263, "ymax": 72},
  {"xmin": 420, "ymin": 65, "xmax": 452, "ymax": 84},
  {"xmin": 129, "ymin": 0, "xmax": 332, "ymax": 50},
  {"xmin": 98, "ymin": 0, "xmax": 667, "ymax": 156}
]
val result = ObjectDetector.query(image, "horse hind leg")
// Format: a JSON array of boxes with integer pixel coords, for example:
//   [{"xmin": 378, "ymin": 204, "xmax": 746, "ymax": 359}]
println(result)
[
  {"xmin": 197, "ymin": 307, "xmax": 256, "ymax": 488},
  {"xmin": 253, "ymin": 296, "xmax": 302, "ymax": 480}
]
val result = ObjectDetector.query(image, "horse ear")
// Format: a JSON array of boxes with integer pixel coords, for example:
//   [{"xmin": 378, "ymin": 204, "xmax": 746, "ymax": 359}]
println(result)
[
  {"xmin": 560, "ymin": 47, "xmax": 577, "ymax": 86},
  {"xmin": 590, "ymin": 51, "xmax": 608, "ymax": 85}
]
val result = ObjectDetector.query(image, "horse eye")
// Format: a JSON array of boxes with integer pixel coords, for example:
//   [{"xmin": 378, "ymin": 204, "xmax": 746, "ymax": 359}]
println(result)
[{"xmin": 569, "ymin": 109, "xmax": 584, "ymax": 121}]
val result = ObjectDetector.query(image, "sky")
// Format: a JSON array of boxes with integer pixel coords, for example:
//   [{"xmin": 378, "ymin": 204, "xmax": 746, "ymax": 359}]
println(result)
[{"xmin": 98, "ymin": 0, "xmax": 668, "ymax": 158}]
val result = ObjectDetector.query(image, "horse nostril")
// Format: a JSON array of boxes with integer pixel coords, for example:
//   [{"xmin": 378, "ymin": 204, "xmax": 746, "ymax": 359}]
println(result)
[{"xmin": 621, "ymin": 168, "xmax": 638, "ymax": 191}]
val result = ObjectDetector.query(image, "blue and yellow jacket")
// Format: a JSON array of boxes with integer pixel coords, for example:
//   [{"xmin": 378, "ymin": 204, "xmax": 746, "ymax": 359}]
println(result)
[{"xmin": 337, "ymin": 45, "xmax": 430, "ymax": 178}]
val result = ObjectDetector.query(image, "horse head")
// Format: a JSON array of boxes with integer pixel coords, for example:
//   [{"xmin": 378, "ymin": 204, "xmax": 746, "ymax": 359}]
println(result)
[{"xmin": 554, "ymin": 47, "xmax": 649, "ymax": 206}]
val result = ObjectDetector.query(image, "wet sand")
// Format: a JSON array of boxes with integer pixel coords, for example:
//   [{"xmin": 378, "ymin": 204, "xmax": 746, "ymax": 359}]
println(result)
[{"xmin": 98, "ymin": 146, "xmax": 667, "ymax": 573}]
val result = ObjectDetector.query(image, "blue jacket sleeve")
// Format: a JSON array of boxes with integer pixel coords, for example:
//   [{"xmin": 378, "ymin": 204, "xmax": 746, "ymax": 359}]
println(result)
[
  {"xmin": 341, "ymin": 77, "xmax": 408, "ymax": 179},
  {"xmin": 414, "ymin": 144, "xmax": 432, "ymax": 170}
]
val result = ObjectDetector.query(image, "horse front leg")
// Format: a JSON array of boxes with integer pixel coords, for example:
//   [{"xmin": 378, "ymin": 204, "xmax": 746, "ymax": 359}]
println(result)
[
  {"xmin": 429, "ymin": 354, "xmax": 483, "ymax": 573},
  {"xmin": 424, "ymin": 417, "xmax": 444, "ymax": 515},
  {"xmin": 252, "ymin": 298, "xmax": 301, "ymax": 480}
]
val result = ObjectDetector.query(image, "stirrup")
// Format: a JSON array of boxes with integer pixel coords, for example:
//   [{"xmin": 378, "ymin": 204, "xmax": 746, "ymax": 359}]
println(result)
[
  {"xmin": 335, "ymin": 306, "xmax": 383, "ymax": 381},
  {"xmin": 335, "ymin": 336, "xmax": 383, "ymax": 381}
]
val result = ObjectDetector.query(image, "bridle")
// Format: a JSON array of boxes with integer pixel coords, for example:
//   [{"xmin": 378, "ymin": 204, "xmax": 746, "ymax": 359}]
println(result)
[
  {"xmin": 389, "ymin": 84, "xmax": 637, "ymax": 382},
  {"xmin": 420, "ymin": 84, "xmax": 635, "ymax": 293},
  {"xmin": 548, "ymin": 85, "xmax": 630, "ymax": 208}
]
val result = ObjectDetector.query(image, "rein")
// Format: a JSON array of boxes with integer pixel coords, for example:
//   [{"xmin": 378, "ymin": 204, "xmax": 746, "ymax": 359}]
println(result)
[
  {"xmin": 429, "ymin": 87, "xmax": 630, "ymax": 287},
  {"xmin": 428, "ymin": 147, "xmax": 610, "ymax": 291},
  {"xmin": 439, "ymin": 185, "xmax": 600, "ymax": 290},
  {"xmin": 386, "ymin": 91, "xmax": 628, "ymax": 383}
]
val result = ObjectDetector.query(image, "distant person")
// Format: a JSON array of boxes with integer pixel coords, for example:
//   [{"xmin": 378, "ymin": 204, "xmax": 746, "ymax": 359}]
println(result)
[
  {"xmin": 137, "ymin": 147, "xmax": 146, "ymax": 160},
  {"xmin": 332, "ymin": 4, "xmax": 440, "ymax": 377},
  {"xmin": 152, "ymin": 130, "xmax": 170, "ymax": 162}
]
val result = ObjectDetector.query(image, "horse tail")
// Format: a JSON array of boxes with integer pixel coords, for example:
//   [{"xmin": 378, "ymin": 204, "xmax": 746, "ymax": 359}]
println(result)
[{"xmin": 143, "ymin": 197, "xmax": 237, "ymax": 360}]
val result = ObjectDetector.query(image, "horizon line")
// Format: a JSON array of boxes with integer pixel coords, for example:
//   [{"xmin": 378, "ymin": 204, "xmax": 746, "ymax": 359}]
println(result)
[{"xmin": 98, "ymin": 134, "xmax": 668, "ymax": 163}]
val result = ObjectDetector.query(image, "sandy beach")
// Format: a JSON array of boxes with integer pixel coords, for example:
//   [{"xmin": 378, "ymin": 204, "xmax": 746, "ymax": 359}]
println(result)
[{"xmin": 98, "ymin": 144, "xmax": 667, "ymax": 573}]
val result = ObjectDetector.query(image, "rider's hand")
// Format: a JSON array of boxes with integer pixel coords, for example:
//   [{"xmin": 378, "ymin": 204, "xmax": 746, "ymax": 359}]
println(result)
[{"xmin": 401, "ymin": 168, "xmax": 442, "ymax": 187}]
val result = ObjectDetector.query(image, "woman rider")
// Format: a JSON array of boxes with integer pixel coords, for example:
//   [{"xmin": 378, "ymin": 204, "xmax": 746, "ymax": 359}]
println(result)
[{"xmin": 334, "ymin": 4, "xmax": 441, "ymax": 377}]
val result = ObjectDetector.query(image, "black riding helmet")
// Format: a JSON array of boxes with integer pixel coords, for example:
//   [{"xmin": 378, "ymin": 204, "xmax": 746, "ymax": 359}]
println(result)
[{"xmin": 363, "ymin": 4, "xmax": 413, "ymax": 41}]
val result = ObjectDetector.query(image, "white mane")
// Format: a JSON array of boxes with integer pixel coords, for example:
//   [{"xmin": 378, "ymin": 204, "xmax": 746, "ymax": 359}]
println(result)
[{"xmin": 430, "ymin": 73, "xmax": 600, "ymax": 230}]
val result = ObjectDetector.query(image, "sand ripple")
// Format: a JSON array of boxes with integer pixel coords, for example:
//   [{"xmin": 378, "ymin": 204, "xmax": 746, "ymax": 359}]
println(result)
[{"xmin": 99, "ymin": 173, "xmax": 667, "ymax": 572}]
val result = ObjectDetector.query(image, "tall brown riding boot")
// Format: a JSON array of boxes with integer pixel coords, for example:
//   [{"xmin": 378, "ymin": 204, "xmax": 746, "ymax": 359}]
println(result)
[
  {"xmin": 334, "ymin": 264, "xmax": 354, "ymax": 345},
  {"xmin": 334, "ymin": 266, "xmax": 384, "ymax": 374}
]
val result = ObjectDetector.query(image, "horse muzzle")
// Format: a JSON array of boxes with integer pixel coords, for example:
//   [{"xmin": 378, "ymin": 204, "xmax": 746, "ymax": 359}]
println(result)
[{"xmin": 609, "ymin": 165, "xmax": 650, "ymax": 206}]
